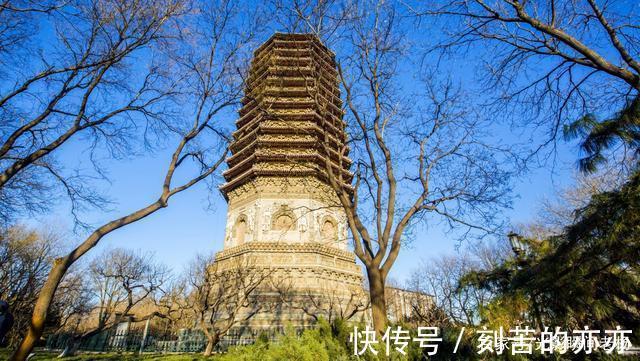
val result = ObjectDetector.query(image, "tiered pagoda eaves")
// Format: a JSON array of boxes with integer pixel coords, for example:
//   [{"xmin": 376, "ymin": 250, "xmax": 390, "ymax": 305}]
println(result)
[{"xmin": 220, "ymin": 33, "xmax": 352, "ymax": 197}]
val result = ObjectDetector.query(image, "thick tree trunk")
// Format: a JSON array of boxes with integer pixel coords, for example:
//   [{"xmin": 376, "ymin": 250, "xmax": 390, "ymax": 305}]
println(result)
[
  {"xmin": 11, "ymin": 260, "xmax": 70, "ymax": 361},
  {"xmin": 366, "ymin": 268, "xmax": 387, "ymax": 334},
  {"xmin": 57, "ymin": 336, "xmax": 80, "ymax": 358},
  {"xmin": 203, "ymin": 334, "xmax": 219, "ymax": 356}
]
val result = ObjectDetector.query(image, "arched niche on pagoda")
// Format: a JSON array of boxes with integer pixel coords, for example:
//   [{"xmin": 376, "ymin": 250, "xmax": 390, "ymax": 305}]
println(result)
[
  {"xmin": 233, "ymin": 214, "xmax": 249, "ymax": 245},
  {"xmin": 320, "ymin": 215, "xmax": 338, "ymax": 242},
  {"xmin": 272, "ymin": 205, "xmax": 296, "ymax": 231}
]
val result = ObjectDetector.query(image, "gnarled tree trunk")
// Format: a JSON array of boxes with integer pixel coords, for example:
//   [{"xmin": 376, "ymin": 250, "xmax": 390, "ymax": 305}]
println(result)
[{"xmin": 203, "ymin": 331, "xmax": 220, "ymax": 356}]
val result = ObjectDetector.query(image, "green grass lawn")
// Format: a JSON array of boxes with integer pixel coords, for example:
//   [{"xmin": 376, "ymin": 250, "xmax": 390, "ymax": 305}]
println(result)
[{"xmin": 0, "ymin": 349, "xmax": 217, "ymax": 360}]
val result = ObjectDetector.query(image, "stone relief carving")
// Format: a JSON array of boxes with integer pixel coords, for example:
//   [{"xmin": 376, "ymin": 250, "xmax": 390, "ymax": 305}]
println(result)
[
  {"xmin": 271, "ymin": 204, "xmax": 296, "ymax": 231},
  {"xmin": 262, "ymin": 210, "xmax": 271, "ymax": 232},
  {"xmin": 299, "ymin": 215, "xmax": 307, "ymax": 232},
  {"xmin": 247, "ymin": 208, "xmax": 254, "ymax": 231},
  {"xmin": 320, "ymin": 215, "xmax": 338, "ymax": 241},
  {"xmin": 273, "ymin": 213, "xmax": 294, "ymax": 231},
  {"xmin": 224, "ymin": 215, "xmax": 233, "ymax": 246},
  {"xmin": 338, "ymin": 215, "xmax": 348, "ymax": 239}
]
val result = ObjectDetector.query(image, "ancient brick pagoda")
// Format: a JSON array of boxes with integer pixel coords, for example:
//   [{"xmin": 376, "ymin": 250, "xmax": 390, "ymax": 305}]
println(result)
[{"xmin": 214, "ymin": 33, "xmax": 364, "ymax": 331}]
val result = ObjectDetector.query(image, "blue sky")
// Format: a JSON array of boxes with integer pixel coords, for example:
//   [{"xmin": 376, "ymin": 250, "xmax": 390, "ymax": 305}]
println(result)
[
  {"xmin": 19, "ymin": 3, "xmax": 584, "ymax": 283},
  {"xmin": 35, "ymin": 133, "xmax": 576, "ymax": 281}
]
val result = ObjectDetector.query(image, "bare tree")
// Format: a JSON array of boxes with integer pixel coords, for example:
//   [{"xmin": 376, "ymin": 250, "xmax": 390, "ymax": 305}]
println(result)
[
  {"xmin": 279, "ymin": 282, "xmax": 370, "ymax": 324},
  {"xmin": 87, "ymin": 249, "xmax": 168, "ymax": 331},
  {"xmin": 9, "ymin": 0, "xmax": 264, "ymax": 358},
  {"xmin": 47, "ymin": 269, "xmax": 93, "ymax": 337},
  {"xmin": 0, "ymin": 1, "xmax": 66, "ymax": 63},
  {"xmin": 404, "ymin": 297, "xmax": 449, "ymax": 328},
  {"xmin": 408, "ymin": 252, "xmax": 495, "ymax": 326},
  {"xmin": 0, "ymin": 0, "xmax": 186, "ymax": 227},
  {"xmin": 184, "ymin": 254, "xmax": 272, "ymax": 356},
  {"xmin": 269, "ymin": 0, "xmax": 358, "ymax": 45},
  {"xmin": 324, "ymin": 1, "xmax": 512, "ymax": 334},
  {"xmin": 409, "ymin": 0, "xmax": 640, "ymax": 170},
  {"xmin": 271, "ymin": 0, "xmax": 512, "ymax": 334},
  {"xmin": 57, "ymin": 248, "xmax": 168, "ymax": 357},
  {"xmin": 153, "ymin": 280, "xmax": 193, "ymax": 333},
  {"xmin": 0, "ymin": 225, "xmax": 94, "ymax": 348},
  {"xmin": 0, "ymin": 225, "xmax": 59, "ymax": 347}
]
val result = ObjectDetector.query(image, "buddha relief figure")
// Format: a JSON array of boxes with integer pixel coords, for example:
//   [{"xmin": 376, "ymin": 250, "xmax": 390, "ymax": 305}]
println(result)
[
  {"xmin": 321, "ymin": 217, "xmax": 337, "ymax": 241},
  {"xmin": 299, "ymin": 215, "xmax": 308, "ymax": 232},
  {"xmin": 271, "ymin": 205, "xmax": 296, "ymax": 232},
  {"xmin": 274, "ymin": 213, "xmax": 294, "ymax": 231}
]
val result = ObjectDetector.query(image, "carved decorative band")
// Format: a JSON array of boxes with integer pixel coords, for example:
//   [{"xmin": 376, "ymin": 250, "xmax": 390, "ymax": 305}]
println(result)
[{"xmin": 215, "ymin": 242, "xmax": 356, "ymax": 261}]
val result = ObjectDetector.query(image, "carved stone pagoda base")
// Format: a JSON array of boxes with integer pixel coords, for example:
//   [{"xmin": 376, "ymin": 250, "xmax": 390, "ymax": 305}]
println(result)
[{"xmin": 214, "ymin": 241, "xmax": 365, "ymax": 331}]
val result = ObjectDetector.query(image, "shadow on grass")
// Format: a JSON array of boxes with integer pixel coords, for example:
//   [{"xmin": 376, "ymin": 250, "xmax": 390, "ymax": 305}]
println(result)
[{"xmin": 0, "ymin": 349, "xmax": 217, "ymax": 360}]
